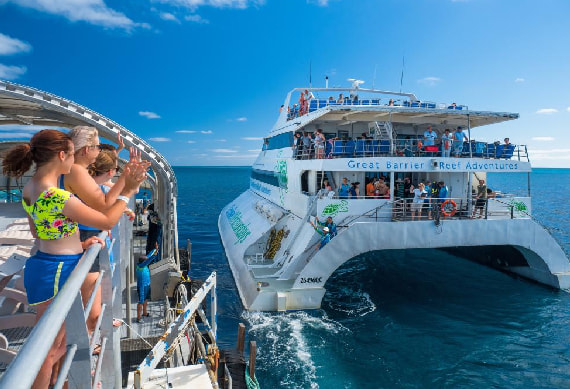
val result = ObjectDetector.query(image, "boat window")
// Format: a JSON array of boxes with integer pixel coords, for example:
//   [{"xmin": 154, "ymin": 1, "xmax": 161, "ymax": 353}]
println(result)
[
  {"xmin": 265, "ymin": 132, "xmax": 294, "ymax": 150},
  {"xmin": 251, "ymin": 169, "xmax": 279, "ymax": 187}
]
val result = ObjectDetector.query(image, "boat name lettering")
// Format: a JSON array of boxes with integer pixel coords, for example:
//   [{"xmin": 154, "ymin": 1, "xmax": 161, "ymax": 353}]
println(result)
[
  {"xmin": 464, "ymin": 161, "xmax": 518, "ymax": 170},
  {"xmin": 250, "ymin": 179, "xmax": 272, "ymax": 195},
  {"xmin": 225, "ymin": 206, "xmax": 251, "ymax": 244},
  {"xmin": 299, "ymin": 277, "xmax": 322, "ymax": 284},
  {"xmin": 347, "ymin": 159, "xmax": 520, "ymax": 171}
]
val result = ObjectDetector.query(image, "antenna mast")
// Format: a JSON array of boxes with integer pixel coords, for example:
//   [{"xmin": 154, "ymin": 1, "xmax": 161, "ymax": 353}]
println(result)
[{"xmin": 400, "ymin": 56, "xmax": 405, "ymax": 93}]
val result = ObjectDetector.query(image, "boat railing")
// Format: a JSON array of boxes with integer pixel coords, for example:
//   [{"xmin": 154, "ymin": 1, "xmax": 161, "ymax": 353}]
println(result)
[
  {"xmin": 132, "ymin": 272, "xmax": 218, "ymax": 389},
  {"xmin": 287, "ymin": 98, "xmax": 467, "ymax": 120},
  {"xmin": 0, "ymin": 219, "xmax": 131, "ymax": 388},
  {"xmin": 294, "ymin": 138, "xmax": 527, "ymax": 161}
]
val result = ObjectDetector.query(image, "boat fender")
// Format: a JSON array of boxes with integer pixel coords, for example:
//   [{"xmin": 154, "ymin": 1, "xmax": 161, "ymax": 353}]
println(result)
[{"xmin": 440, "ymin": 199, "xmax": 457, "ymax": 217}]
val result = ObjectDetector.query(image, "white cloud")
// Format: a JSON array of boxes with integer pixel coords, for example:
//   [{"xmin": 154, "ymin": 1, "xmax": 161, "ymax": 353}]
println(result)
[
  {"xmin": 515, "ymin": 78, "xmax": 525, "ymax": 83},
  {"xmin": 531, "ymin": 137, "xmax": 555, "ymax": 141},
  {"xmin": 160, "ymin": 12, "xmax": 180, "ymax": 22},
  {"xmin": 308, "ymin": 0, "xmax": 330, "ymax": 5},
  {"xmin": 242, "ymin": 137, "xmax": 263, "ymax": 141},
  {"xmin": 149, "ymin": 137, "xmax": 171, "ymax": 142},
  {"xmin": 152, "ymin": 0, "xmax": 265, "ymax": 11},
  {"xmin": 0, "ymin": 63, "xmax": 27, "ymax": 79},
  {"xmin": 567, "ymin": 107, "xmax": 570, "ymax": 112},
  {"xmin": 529, "ymin": 149, "xmax": 570, "ymax": 161},
  {"xmin": 176, "ymin": 130, "xmax": 196, "ymax": 133},
  {"xmin": 210, "ymin": 148, "xmax": 237, "ymax": 153},
  {"xmin": 185, "ymin": 14, "xmax": 209, "ymax": 23},
  {"xmin": 201, "ymin": 130, "xmax": 213, "ymax": 134},
  {"xmin": 236, "ymin": 117, "xmax": 247, "ymax": 122},
  {"xmin": 536, "ymin": 108, "xmax": 558, "ymax": 114},
  {"xmin": 187, "ymin": 140, "xmax": 196, "ymax": 143},
  {"xmin": 417, "ymin": 77, "xmax": 441, "ymax": 86},
  {"xmin": 248, "ymin": 149, "xmax": 260, "ymax": 152},
  {"xmin": 5, "ymin": 0, "xmax": 141, "ymax": 30},
  {"xmin": 139, "ymin": 111, "xmax": 161, "ymax": 119},
  {"xmin": 216, "ymin": 139, "xmax": 227, "ymax": 142},
  {"xmin": 0, "ymin": 33, "xmax": 32, "ymax": 55}
]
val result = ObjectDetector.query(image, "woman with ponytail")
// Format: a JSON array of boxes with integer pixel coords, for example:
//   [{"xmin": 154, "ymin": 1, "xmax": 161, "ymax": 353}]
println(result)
[{"xmin": 2, "ymin": 129, "xmax": 147, "ymax": 389}]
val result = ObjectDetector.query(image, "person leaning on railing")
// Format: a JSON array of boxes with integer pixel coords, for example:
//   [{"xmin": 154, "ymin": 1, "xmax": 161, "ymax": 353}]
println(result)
[{"xmin": 1, "ymin": 129, "xmax": 148, "ymax": 389}]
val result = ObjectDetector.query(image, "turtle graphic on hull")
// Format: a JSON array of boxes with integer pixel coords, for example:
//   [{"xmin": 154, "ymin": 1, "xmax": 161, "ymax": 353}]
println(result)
[{"xmin": 321, "ymin": 200, "xmax": 349, "ymax": 218}]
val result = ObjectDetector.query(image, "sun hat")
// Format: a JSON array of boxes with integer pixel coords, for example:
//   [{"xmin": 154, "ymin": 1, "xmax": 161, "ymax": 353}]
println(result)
[{"xmin": 323, "ymin": 227, "xmax": 330, "ymax": 232}]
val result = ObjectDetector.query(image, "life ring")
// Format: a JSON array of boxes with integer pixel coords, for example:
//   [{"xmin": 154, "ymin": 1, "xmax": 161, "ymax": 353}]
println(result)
[{"xmin": 441, "ymin": 200, "xmax": 457, "ymax": 217}]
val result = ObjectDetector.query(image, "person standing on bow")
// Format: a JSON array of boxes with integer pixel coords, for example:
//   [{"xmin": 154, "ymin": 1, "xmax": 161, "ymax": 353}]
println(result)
[
  {"xmin": 314, "ymin": 216, "xmax": 337, "ymax": 238},
  {"xmin": 309, "ymin": 219, "xmax": 331, "ymax": 250}
]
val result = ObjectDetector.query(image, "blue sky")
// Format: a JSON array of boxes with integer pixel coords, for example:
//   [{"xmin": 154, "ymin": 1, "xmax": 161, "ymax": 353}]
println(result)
[{"xmin": 0, "ymin": 0, "xmax": 569, "ymax": 167}]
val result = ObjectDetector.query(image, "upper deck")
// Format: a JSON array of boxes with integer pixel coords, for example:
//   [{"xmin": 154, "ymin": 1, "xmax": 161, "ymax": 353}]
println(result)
[{"xmin": 272, "ymin": 86, "xmax": 518, "ymax": 134}]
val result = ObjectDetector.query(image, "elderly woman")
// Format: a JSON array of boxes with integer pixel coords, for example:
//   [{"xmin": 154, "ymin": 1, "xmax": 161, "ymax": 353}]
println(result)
[
  {"xmin": 61, "ymin": 126, "xmax": 146, "ymax": 335},
  {"xmin": 2, "ymin": 129, "xmax": 147, "ymax": 389}
]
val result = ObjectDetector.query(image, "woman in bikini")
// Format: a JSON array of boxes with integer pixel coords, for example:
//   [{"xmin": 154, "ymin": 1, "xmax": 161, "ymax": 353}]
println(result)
[{"xmin": 2, "ymin": 129, "xmax": 147, "ymax": 389}]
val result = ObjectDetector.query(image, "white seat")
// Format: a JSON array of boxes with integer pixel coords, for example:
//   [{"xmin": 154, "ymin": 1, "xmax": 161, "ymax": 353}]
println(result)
[
  {"xmin": 0, "ymin": 230, "xmax": 34, "ymax": 245},
  {"xmin": 6, "ymin": 224, "xmax": 30, "ymax": 231}
]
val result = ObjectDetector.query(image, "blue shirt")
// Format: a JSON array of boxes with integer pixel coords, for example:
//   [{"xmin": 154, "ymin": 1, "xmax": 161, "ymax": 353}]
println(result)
[
  {"xmin": 338, "ymin": 183, "xmax": 350, "ymax": 198},
  {"xmin": 438, "ymin": 186, "xmax": 448, "ymax": 202},
  {"xmin": 136, "ymin": 248, "xmax": 158, "ymax": 286},
  {"xmin": 423, "ymin": 130, "xmax": 437, "ymax": 146}
]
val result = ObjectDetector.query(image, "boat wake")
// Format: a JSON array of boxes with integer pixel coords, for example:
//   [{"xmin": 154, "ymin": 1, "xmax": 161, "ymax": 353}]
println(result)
[{"xmin": 242, "ymin": 310, "xmax": 348, "ymax": 389}]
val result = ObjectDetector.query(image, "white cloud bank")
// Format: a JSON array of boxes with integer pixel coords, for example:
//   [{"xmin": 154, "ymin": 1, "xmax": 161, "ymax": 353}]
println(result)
[
  {"xmin": 152, "ymin": 0, "xmax": 265, "ymax": 10},
  {"xmin": 139, "ymin": 111, "xmax": 161, "ymax": 119},
  {"xmin": 536, "ymin": 108, "xmax": 558, "ymax": 114},
  {"xmin": 242, "ymin": 137, "xmax": 262, "ymax": 141},
  {"xmin": 185, "ymin": 14, "xmax": 209, "ymax": 23},
  {"xmin": 160, "ymin": 12, "xmax": 180, "ymax": 22},
  {"xmin": 176, "ymin": 130, "xmax": 196, "ymax": 133},
  {"xmin": 210, "ymin": 148, "xmax": 237, "ymax": 153},
  {"xmin": 149, "ymin": 137, "xmax": 170, "ymax": 142},
  {"xmin": 201, "ymin": 130, "xmax": 212, "ymax": 134},
  {"xmin": 515, "ymin": 78, "xmax": 525, "ymax": 83},
  {"xmin": 0, "ymin": 33, "xmax": 32, "ymax": 55},
  {"xmin": 417, "ymin": 77, "xmax": 441, "ymax": 86},
  {"xmin": 4, "ymin": 0, "xmax": 142, "ymax": 30},
  {"xmin": 0, "ymin": 64, "xmax": 27, "ymax": 79}
]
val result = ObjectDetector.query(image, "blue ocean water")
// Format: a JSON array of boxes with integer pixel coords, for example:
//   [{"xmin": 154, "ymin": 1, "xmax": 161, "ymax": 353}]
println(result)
[{"xmin": 175, "ymin": 167, "xmax": 570, "ymax": 389}]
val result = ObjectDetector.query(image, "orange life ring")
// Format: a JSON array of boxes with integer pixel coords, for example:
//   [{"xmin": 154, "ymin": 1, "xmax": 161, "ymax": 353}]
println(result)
[{"xmin": 441, "ymin": 199, "xmax": 457, "ymax": 217}]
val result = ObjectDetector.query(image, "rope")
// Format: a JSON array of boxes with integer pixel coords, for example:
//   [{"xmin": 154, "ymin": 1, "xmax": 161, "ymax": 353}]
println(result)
[{"xmin": 245, "ymin": 368, "xmax": 261, "ymax": 389}]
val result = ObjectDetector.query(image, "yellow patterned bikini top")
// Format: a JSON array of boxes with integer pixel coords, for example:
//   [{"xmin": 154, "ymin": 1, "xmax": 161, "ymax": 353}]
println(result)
[{"xmin": 22, "ymin": 187, "xmax": 78, "ymax": 240}]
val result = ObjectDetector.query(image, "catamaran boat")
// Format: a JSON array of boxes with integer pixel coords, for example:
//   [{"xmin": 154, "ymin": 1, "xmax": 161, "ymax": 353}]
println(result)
[{"xmin": 219, "ymin": 79, "xmax": 570, "ymax": 312}]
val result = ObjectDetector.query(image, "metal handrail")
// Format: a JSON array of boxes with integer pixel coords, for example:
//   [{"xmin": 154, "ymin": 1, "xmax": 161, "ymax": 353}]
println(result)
[
  {"xmin": 294, "ymin": 137, "xmax": 526, "ymax": 161},
  {"xmin": 0, "ymin": 232, "xmax": 107, "ymax": 388}
]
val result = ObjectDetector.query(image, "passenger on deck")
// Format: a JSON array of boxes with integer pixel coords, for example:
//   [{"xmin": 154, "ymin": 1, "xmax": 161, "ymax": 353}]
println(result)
[
  {"xmin": 426, "ymin": 181, "xmax": 439, "ymax": 220},
  {"xmin": 438, "ymin": 181, "xmax": 448, "ymax": 203},
  {"xmin": 314, "ymin": 129, "xmax": 326, "ymax": 159},
  {"xmin": 2, "ymin": 129, "xmax": 147, "ymax": 389},
  {"xmin": 453, "ymin": 127, "xmax": 468, "ymax": 157},
  {"xmin": 473, "ymin": 179, "xmax": 488, "ymax": 218},
  {"xmin": 366, "ymin": 178, "xmax": 377, "ymax": 197},
  {"xmin": 504, "ymin": 137, "xmax": 510, "ymax": 145},
  {"xmin": 441, "ymin": 129, "xmax": 452, "ymax": 158},
  {"xmin": 411, "ymin": 183, "xmax": 427, "ymax": 221},
  {"xmin": 487, "ymin": 187, "xmax": 497, "ymax": 198},
  {"xmin": 299, "ymin": 92, "xmax": 306, "ymax": 116},
  {"xmin": 338, "ymin": 178, "xmax": 350, "ymax": 199},
  {"xmin": 292, "ymin": 132, "xmax": 301, "ymax": 158},
  {"xmin": 403, "ymin": 177, "xmax": 413, "ymax": 214},
  {"xmin": 301, "ymin": 132, "xmax": 312, "ymax": 159},
  {"xmin": 337, "ymin": 93, "xmax": 344, "ymax": 104},
  {"xmin": 64, "ymin": 126, "xmax": 149, "ymax": 336},
  {"xmin": 423, "ymin": 126, "xmax": 437, "ymax": 146},
  {"xmin": 322, "ymin": 179, "xmax": 333, "ymax": 193},
  {"xmin": 388, "ymin": 98, "xmax": 394, "ymax": 106},
  {"xmin": 315, "ymin": 216, "xmax": 337, "ymax": 238},
  {"xmin": 136, "ymin": 244, "xmax": 158, "ymax": 323},
  {"xmin": 349, "ymin": 182, "xmax": 360, "ymax": 199},
  {"xmin": 375, "ymin": 179, "xmax": 389, "ymax": 198},
  {"xmin": 304, "ymin": 89, "xmax": 314, "ymax": 112}
]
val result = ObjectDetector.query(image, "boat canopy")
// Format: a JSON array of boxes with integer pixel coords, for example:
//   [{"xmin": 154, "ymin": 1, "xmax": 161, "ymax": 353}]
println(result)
[{"xmin": 0, "ymin": 79, "xmax": 179, "ymax": 265}]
